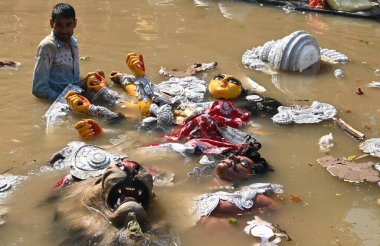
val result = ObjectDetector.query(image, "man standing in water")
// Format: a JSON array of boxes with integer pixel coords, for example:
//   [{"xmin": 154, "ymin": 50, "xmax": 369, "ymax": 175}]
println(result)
[{"xmin": 32, "ymin": 3, "xmax": 79, "ymax": 101}]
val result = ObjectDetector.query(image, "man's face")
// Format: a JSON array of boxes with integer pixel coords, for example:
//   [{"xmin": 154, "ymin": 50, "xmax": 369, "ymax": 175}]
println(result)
[{"xmin": 50, "ymin": 16, "xmax": 76, "ymax": 42}]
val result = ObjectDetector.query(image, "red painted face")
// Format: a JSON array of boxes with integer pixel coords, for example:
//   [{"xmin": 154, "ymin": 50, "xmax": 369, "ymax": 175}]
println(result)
[
  {"xmin": 214, "ymin": 154, "xmax": 255, "ymax": 182},
  {"xmin": 50, "ymin": 16, "xmax": 76, "ymax": 42},
  {"xmin": 119, "ymin": 159, "xmax": 141, "ymax": 175}
]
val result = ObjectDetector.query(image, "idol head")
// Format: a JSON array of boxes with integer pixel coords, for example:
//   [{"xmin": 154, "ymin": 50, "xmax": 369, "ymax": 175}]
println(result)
[{"xmin": 208, "ymin": 74, "xmax": 243, "ymax": 99}]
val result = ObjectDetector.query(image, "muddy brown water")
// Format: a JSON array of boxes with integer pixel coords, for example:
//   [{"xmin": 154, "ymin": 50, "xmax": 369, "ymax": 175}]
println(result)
[{"xmin": 1, "ymin": 0, "xmax": 380, "ymax": 245}]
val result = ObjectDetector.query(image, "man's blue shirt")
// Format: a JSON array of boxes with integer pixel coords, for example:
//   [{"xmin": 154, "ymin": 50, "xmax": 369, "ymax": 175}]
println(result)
[{"xmin": 32, "ymin": 32, "xmax": 80, "ymax": 101}]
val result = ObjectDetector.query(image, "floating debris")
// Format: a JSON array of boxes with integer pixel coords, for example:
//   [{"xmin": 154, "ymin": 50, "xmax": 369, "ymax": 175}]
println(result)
[
  {"xmin": 228, "ymin": 217, "xmax": 238, "ymax": 224},
  {"xmin": 375, "ymin": 69, "xmax": 380, "ymax": 76},
  {"xmin": 318, "ymin": 156, "xmax": 380, "ymax": 184},
  {"xmin": 159, "ymin": 61, "xmax": 217, "ymax": 78},
  {"xmin": 79, "ymin": 56, "xmax": 90, "ymax": 61},
  {"xmin": 289, "ymin": 194, "xmax": 302, "ymax": 203},
  {"xmin": 246, "ymin": 77, "xmax": 267, "ymax": 93},
  {"xmin": 333, "ymin": 118, "xmax": 365, "ymax": 141},
  {"xmin": 244, "ymin": 216, "xmax": 290, "ymax": 245},
  {"xmin": 199, "ymin": 155, "xmax": 215, "ymax": 165},
  {"xmin": 368, "ymin": 81, "xmax": 380, "ymax": 88},
  {"xmin": 0, "ymin": 61, "xmax": 21, "ymax": 70},
  {"xmin": 355, "ymin": 88, "xmax": 364, "ymax": 95},
  {"xmin": 334, "ymin": 69, "xmax": 344, "ymax": 78},
  {"xmin": 272, "ymin": 101, "xmax": 337, "ymax": 124},
  {"xmin": 0, "ymin": 175, "xmax": 26, "ymax": 200},
  {"xmin": 359, "ymin": 138, "xmax": 380, "ymax": 158},
  {"xmin": 319, "ymin": 133, "xmax": 334, "ymax": 152}
]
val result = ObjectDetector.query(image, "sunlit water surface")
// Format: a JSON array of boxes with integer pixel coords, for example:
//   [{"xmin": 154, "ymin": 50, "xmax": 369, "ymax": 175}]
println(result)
[{"xmin": 0, "ymin": 0, "xmax": 379, "ymax": 245}]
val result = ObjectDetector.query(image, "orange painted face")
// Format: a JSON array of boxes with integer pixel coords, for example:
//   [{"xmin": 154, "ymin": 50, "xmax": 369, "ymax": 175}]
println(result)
[
  {"xmin": 208, "ymin": 74, "xmax": 243, "ymax": 99},
  {"xmin": 214, "ymin": 154, "xmax": 255, "ymax": 182}
]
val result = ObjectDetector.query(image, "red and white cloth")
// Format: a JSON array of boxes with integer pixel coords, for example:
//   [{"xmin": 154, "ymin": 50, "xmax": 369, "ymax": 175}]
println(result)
[{"xmin": 145, "ymin": 101, "xmax": 251, "ymax": 155}]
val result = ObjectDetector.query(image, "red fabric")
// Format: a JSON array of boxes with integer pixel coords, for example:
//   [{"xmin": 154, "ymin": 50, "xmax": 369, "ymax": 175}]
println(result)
[
  {"xmin": 54, "ymin": 174, "xmax": 74, "ymax": 189},
  {"xmin": 186, "ymin": 138, "xmax": 241, "ymax": 154},
  {"xmin": 166, "ymin": 100, "xmax": 250, "ymax": 141},
  {"xmin": 309, "ymin": 0, "xmax": 325, "ymax": 9}
]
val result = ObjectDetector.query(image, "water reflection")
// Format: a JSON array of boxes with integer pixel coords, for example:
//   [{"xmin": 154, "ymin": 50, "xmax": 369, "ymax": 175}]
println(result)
[
  {"xmin": 148, "ymin": 0, "xmax": 173, "ymax": 6},
  {"xmin": 194, "ymin": 0, "xmax": 254, "ymax": 21},
  {"xmin": 135, "ymin": 15, "xmax": 158, "ymax": 41},
  {"xmin": 345, "ymin": 208, "xmax": 380, "ymax": 246},
  {"xmin": 271, "ymin": 63, "xmax": 321, "ymax": 97}
]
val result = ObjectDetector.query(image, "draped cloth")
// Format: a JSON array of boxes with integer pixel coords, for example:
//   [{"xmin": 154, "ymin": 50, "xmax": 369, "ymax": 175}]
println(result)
[{"xmin": 145, "ymin": 101, "xmax": 251, "ymax": 155}]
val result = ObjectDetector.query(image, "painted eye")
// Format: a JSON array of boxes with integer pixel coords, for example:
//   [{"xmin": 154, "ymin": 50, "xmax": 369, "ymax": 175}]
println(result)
[
  {"xmin": 227, "ymin": 77, "xmax": 242, "ymax": 86},
  {"xmin": 240, "ymin": 159, "xmax": 250, "ymax": 169},
  {"xmin": 213, "ymin": 74, "xmax": 225, "ymax": 80}
]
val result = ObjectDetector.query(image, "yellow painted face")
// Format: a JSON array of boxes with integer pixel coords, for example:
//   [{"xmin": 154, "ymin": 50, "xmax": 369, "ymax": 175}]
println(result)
[{"xmin": 208, "ymin": 74, "xmax": 243, "ymax": 99}]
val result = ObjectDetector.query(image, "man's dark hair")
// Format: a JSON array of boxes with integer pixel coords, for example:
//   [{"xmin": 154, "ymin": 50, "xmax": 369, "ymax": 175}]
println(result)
[{"xmin": 51, "ymin": 3, "xmax": 75, "ymax": 20}]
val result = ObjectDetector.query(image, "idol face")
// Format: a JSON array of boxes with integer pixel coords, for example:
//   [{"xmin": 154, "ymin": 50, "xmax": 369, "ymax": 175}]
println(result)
[{"xmin": 208, "ymin": 74, "xmax": 243, "ymax": 99}]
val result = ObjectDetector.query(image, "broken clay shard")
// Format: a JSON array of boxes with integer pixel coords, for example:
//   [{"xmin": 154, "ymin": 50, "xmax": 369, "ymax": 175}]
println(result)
[
  {"xmin": 317, "ymin": 156, "xmax": 380, "ymax": 184},
  {"xmin": 242, "ymin": 31, "xmax": 349, "ymax": 73},
  {"xmin": 242, "ymin": 30, "xmax": 320, "ymax": 72}
]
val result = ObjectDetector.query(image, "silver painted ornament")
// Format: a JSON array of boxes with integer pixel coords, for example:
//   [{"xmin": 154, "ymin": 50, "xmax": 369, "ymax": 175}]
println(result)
[
  {"xmin": 359, "ymin": 138, "xmax": 380, "ymax": 158},
  {"xmin": 334, "ymin": 69, "xmax": 344, "ymax": 78},
  {"xmin": 154, "ymin": 76, "xmax": 207, "ymax": 108},
  {"xmin": 320, "ymin": 48, "xmax": 349, "ymax": 64},
  {"xmin": 50, "ymin": 141, "xmax": 123, "ymax": 180},
  {"xmin": 192, "ymin": 183, "xmax": 283, "ymax": 220},
  {"xmin": 0, "ymin": 175, "xmax": 26, "ymax": 200},
  {"xmin": 272, "ymin": 101, "xmax": 337, "ymax": 124},
  {"xmin": 150, "ymin": 104, "xmax": 174, "ymax": 129}
]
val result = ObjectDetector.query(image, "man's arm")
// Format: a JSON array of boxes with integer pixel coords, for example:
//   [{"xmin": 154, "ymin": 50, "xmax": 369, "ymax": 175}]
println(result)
[{"xmin": 32, "ymin": 44, "xmax": 59, "ymax": 101}]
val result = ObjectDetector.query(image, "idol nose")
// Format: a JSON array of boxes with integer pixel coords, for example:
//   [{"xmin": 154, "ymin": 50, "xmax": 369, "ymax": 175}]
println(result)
[{"xmin": 220, "ymin": 78, "xmax": 229, "ymax": 87}]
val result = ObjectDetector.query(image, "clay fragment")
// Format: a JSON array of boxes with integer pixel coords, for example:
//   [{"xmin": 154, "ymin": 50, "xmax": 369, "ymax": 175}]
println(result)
[
  {"xmin": 317, "ymin": 156, "xmax": 380, "ymax": 184},
  {"xmin": 242, "ymin": 31, "xmax": 349, "ymax": 73}
]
